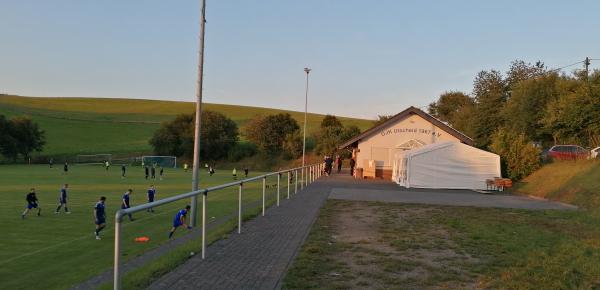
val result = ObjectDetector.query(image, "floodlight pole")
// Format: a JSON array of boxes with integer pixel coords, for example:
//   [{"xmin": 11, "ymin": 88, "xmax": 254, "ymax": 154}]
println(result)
[
  {"xmin": 191, "ymin": 0, "xmax": 207, "ymax": 228},
  {"xmin": 302, "ymin": 67, "xmax": 311, "ymax": 172}
]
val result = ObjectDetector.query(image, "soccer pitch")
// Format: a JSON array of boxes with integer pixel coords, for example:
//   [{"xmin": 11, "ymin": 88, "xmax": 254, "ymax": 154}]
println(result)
[{"xmin": 0, "ymin": 164, "xmax": 285, "ymax": 290}]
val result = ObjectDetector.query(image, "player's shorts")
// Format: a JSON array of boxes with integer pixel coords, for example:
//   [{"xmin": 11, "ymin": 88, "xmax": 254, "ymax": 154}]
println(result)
[
  {"xmin": 173, "ymin": 221, "xmax": 182, "ymax": 228},
  {"xmin": 59, "ymin": 198, "xmax": 67, "ymax": 204},
  {"xmin": 27, "ymin": 203, "xmax": 38, "ymax": 209},
  {"xmin": 95, "ymin": 218, "xmax": 106, "ymax": 225},
  {"xmin": 148, "ymin": 197, "xmax": 154, "ymax": 202}
]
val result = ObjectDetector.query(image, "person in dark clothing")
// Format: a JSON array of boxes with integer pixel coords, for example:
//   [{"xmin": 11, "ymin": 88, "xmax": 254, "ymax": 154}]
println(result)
[
  {"xmin": 324, "ymin": 156, "xmax": 333, "ymax": 175},
  {"xmin": 159, "ymin": 167, "xmax": 164, "ymax": 180},
  {"xmin": 94, "ymin": 196, "xmax": 107, "ymax": 240},
  {"xmin": 147, "ymin": 185, "xmax": 156, "ymax": 212},
  {"xmin": 151, "ymin": 166, "xmax": 156, "ymax": 179},
  {"xmin": 63, "ymin": 162, "xmax": 69, "ymax": 175},
  {"xmin": 55, "ymin": 184, "xmax": 70, "ymax": 214},
  {"xmin": 349, "ymin": 158, "xmax": 356, "ymax": 176},
  {"xmin": 336, "ymin": 155, "xmax": 342, "ymax": 173},
  {"xmin": 144, "ymin": 166, "xmax": 149, "ymax": 180},
  {"xmin": 49, "ymin": 158, "xmax": 53, "ymax": 168},
  {"xmin": 22, "ymin": 188, "xmax": 41, "ymax": 219},
  {"xmin": 244, "ymin": 167, "xmax": 249, "ymax": 178},
  {"xmin": 121, "ymin": 164, "xmax": 126, "ymax": 178},
  {"xmin": 121, "ymin": 189, "xmax": 134, "ymax": 221}
]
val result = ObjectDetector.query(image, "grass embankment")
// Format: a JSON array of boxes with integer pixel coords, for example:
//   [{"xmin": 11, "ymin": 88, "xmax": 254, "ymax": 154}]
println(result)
[
  {"xmin": 284, "ymin": 162, "xmax": 600, "ymax": 289},
  {"xmin": 512, "ymin": 160, "xmax": 600, "ymax": 209},
  {"xmin": 0, "ymin": 164, "xmax": 294, "ymax": 290},
  {"xmin": 0, "ymin": 94, "xmax": 373, "ymax": 157}
]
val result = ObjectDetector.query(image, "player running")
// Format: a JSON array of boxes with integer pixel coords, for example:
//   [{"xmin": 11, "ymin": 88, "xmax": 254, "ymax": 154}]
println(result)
[
  {"xmin": 168, "ymin": 205, "xmax": 192, "ymax": 239},
  {"xmin": 94, "ymin": 196, "xmax": 107, "ymax": 240},
  {"xmin": 55, "ymin": 184, "xmax": 71, "ymax": 214},
  {"xmin": 22, "ymin": 188, "xmax": 41, "ymax": 219},
  {"xmin": 147, "ymin": 185, "xmax": 156, "ymax": 213},
  {"xmin": 121, "ymin": 189, "xmax": 134, "ymax": 221}
]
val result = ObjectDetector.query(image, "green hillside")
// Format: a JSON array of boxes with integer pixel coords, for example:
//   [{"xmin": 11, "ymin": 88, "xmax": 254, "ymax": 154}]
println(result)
[
  {"xmin": 0, "ymin": 94, "xmax": 374, "ymax": 157},
  {"xmin": 513, "ymin": 160, "xmax": 600, "ymax": 209}
]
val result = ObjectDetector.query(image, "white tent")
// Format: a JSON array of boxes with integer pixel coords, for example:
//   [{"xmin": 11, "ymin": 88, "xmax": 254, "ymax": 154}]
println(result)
[{"xmin": 392, "ymin": 141, "xmax": 501, "ymax": 190}]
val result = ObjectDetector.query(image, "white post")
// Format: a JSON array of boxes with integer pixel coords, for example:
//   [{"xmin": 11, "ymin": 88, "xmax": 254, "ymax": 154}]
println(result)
[
  {"xmin": 287, "ymin": 171, "xmax": 290, "ymax": 199},
  {"xmin": 262, "ymin": 177, "xmax": 266, "ymax": 216},
  {"xmin": 300, "ymin": 168, "xmax": 304, "ymax": 190},
  {"xmin": 201, "ymin": 192, "xmax": 206, "ymax": 259},
  {"xmin": 238, "ymin": 184, "xmax": 242, "ymax": 234},
  {"xmin": 295, "ymin": 169, "xmax": 298, "ymax": 194},
  {"xmin": 190, "ymin": 0, "xmax": 207, "ymax": 228},
  {"xmin": 113, "ymin": 216, "xmax": 122, "ymax": 290},
  {"xmin": 277, "ymin": 173, "xmax": 280, "ymax": 206}
]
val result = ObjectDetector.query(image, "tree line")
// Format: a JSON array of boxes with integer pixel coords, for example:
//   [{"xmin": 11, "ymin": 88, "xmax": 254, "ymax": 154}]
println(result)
[
  {"xmin": 149, "ymin": 111, "xmax": 362, "ymax": 165},
  {"xmin": 0, "ymin": 115, "xmax": 46, "ymax": 161},
  {"xmin": 427, "ymin": 60, "xmax": 600, "ymax": 179}
]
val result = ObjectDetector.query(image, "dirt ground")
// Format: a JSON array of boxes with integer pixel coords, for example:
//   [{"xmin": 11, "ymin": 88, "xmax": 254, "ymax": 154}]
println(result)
[{"xmin": 326, "ymin": 201, "xmax": 483, "ymax": 289}]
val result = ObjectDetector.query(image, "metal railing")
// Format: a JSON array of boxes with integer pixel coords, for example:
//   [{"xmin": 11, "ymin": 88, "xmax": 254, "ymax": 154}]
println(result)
[{"xmin": 113, "ymin": 163, "xmax": 323, "ymax": 289}]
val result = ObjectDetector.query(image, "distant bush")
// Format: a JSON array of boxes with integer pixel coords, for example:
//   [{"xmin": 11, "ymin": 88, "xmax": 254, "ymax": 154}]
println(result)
[
  {"xmin": 227, "ymin": 142, "xmax": 257, "ymax": 162},
  {"xmin": 490, "ymin": 129, "xmax": 541, "ymax": 180}
]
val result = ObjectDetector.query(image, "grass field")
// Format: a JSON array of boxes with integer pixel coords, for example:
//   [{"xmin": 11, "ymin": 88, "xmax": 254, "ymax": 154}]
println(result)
[
  {"xmin": 0, "ymin": 94, "xmax": 374, "ymax": 157},
  {"xmin": 284, "ymin": 200, "xmax": 600, "ymax": 289},
  {"xmin": 0, "ymin": 163, "xmax": 298, "ymax": 290}
]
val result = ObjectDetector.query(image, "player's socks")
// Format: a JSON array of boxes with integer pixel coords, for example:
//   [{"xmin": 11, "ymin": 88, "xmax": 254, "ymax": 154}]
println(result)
[
  {"xmin": 21, "ymin": 214, "xmax": 25, "ymax": 219},
  {"xmin": 168, "ymin": 231, "xmax": 174, "ymax": 239}
]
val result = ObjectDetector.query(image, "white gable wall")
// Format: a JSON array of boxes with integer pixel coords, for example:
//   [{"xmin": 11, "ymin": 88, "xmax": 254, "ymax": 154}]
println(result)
[{"xmin": 356, "ymin": 114, "xmax": 462, "ymax": 169}]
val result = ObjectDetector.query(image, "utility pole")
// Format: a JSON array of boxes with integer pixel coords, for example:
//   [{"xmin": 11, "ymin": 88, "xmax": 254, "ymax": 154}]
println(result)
[
  {"xmin": 584, "ymin": 57, "xmax": 591, "ymax": 80},
  {"xmin": 302, "ymin": 67, "xmax": 311, "ymax": 169},
  {"xmin": 190, "ymin": 0, "xmax": 207, "ymax": 227}
]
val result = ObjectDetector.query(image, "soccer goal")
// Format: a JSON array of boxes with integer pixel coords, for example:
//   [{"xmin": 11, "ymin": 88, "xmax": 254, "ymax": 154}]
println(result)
[
  {"xmin": 76, "ymin": 154, "xmax": 112, "ymax": 165},
  {"xmin": 142, "ymin": 156, "xmax": 177, "ymax": 168}
]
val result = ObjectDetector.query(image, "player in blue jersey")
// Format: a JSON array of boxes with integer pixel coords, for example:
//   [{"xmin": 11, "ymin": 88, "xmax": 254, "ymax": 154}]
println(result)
[
  {"xmin": 146, "ymin": 185, "xmax": 156, "ymax": 213},
  {"xmin": 121, "ymin": 189, "xmax": 134, "ymax": 221},
  {"xmin": 94, "ymin": 196, "xmax": 107, "ymax": 240},
  {"xmin": 22, "ymin": 188, "xmax": 41, "ymax": 219},
  {"xmin": 168, "ymin": 205, "xmax": 192, "ymax": 239},
  {"xmin": 55, "ymin": 184, "xmax": 71, "ymax": 214}
]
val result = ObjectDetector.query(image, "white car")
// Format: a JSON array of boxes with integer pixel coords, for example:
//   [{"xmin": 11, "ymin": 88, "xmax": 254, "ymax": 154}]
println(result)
[{"xmin": 592, "ymin": 147, "xmax": 600, "ymax": 158}]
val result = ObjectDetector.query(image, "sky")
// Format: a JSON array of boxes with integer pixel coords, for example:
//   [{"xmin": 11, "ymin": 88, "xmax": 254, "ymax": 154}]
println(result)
[{"xmin": 1, "ymin": 0, "xmax": 599, "ymax": 119}]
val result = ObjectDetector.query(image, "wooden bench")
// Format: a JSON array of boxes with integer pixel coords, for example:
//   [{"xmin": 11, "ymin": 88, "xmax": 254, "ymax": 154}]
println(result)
[{"xmin": 486, "ymin": 178, "xmax": 513, "ymax": 191}]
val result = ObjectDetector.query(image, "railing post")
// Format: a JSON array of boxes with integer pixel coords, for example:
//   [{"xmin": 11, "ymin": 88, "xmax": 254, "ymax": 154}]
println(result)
[
  {"xmin": 295, "ymin": 169, "xmax": 298, "ymax": 193},
  {"xmin": 202, "ymin": 191, "xmax": 206, "ymax": 259},
  {"xmin": 262, "ymin": 177, "xmax": 266, "ymax": 216},
  {"xmin": 238, "ymin": 183, "xmax": 242, "ymax": 234},
  {"xmin": 300, "ymin": 168, "xmax": 304, "ymax": 190},
  {"xmin": 113, "ymin": 213, "xmax": 122, "ymax": 290},
  {"xmin": 287, "ymin": 171, "xmax": 290, "ymax": 199},
  {"xmin": 277, "ymin": 173, "xmax": 281, "ymax": 206}
]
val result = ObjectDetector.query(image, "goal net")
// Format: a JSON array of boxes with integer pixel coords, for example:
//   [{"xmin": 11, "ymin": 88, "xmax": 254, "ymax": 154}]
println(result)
[
  {"xmin": 142, "ymin": 156, "xmax": 177, "ymax": 168},
  {"xmin": 76, "ymin": 154, "xmax": 112, "ymax": 164}
]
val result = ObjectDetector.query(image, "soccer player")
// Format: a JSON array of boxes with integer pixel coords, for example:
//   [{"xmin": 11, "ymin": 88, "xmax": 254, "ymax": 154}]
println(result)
[
  {"xmin": 159, "ymin": 167, "xmax": 164, "ymax": 180},
  {"xmin": 209, "ymin": 166, "xmax": 215, "ymax": 176},
  {"xmin": 63, "ymin": 162, "xmax": 69, "ymax": 175},
  {"xmin": 144, "ymin": 165, "xmax": 149, "ymax": 180},
  {"xmin": 232, "ymin": 168, "xmax": 237, "ymax": 180},
  {"xmin": 121, "ymin": 164, "xmax": 126, "ymax": 178},
  {"xmin": 147, "ymin": 185, "xmax": 156, "ymax": 213},
  {"xmin": 105, "ymin": 160, "xmax": 110, "ymax": 171},
  {"xmin": 49, "ymin": 158, "xmax": 53, "ymax": 168},
  {"xmin": 244, "ymin": 167, "xmax": 249, "ymax": 178},
  {"xmin": 121, "ymin": 189, "xmax": 134, "ymax": 221},
  {"xmin": 151, "ymin": 166, "xmax": 156, "ymax": 179},
  {"xmin": 183, "ymin": 163, "xmax": 188, "ymax": 172},
  {"xmin": 168, "ymin": 205, "xmax": 192, "ymax": 239},
  {"xmin": 94, "ymin": 196, "xmax": 107, "ymax": 240},
  {"xmin": 55, "ymin": 183, "xmax": 71, "ymax": 214},
  {"xmin": 22, "ymin": 188, "xmax": 41, "ymax": 219}
]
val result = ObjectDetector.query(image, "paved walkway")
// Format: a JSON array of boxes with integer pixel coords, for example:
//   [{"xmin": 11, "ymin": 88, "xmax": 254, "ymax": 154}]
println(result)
[{"xmin": 148, "ymin": 178, "xmax": 333, "ymax": 290}]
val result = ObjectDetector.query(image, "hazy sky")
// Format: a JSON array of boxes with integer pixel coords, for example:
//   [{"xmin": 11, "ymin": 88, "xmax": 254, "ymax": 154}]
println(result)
[{"xmin": 1, "ymin": 1, "xmax": 599, "ymax": 119}]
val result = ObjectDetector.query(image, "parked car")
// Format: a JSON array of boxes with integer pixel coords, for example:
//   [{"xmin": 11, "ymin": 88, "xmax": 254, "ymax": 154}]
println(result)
[
  {"xmin": 591, "ymin": 147, "xmax": 600, "ymax": 159},
  {"xmin": 548, "ymin": 145, "xmax": 589, "ymax": 160}
]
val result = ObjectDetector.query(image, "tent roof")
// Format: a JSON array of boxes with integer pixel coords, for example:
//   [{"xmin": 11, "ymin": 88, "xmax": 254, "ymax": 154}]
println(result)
[
  {"xmin": 404, "ymin": 141, "xmax": 499, "ymax": 158},
  {"xmin": 338, "ymin": 106, "xmax": 474, "ymax": 149}
]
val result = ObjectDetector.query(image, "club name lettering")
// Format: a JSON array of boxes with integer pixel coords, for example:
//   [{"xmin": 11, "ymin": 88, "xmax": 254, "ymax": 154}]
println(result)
[{"xmin": 380, "ymin": 128, "xmax": 441, "ymax": 137}]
